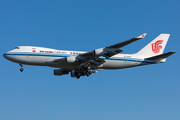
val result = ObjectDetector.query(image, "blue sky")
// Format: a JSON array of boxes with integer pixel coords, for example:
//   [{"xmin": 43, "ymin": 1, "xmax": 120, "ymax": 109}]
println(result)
[{"xmin": 1, "ymin": 0, "xmax": 180, "ymax": 120}]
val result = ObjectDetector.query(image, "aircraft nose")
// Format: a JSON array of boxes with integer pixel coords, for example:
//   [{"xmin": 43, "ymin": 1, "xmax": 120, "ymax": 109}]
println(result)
[
  {"xmin": 3, "ymin": 52, "xmax": 19, "ymax": 63},
  {"xmin": 3, "ymin": 53, "xmax": 8, "ymax": 59},
  {"xmin": 3, "ymin": 52, "xmax": 12, "ymax": 60}
]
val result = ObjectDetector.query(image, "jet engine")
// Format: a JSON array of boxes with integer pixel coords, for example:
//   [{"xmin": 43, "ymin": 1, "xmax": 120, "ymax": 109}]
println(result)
[
  {"xmin": 54, "ymin": 69, "xmax": 69, "ymax": 76},
  {"xmin": 94, "ymin": 48, "xmax": 122, "ymax": 58},
  {"xmin": 93, "ymin": 48, "xmax": 105, "ymax": 56},
  {"xmin": 65, "ymin": 56, "xmax": 77, "ymax": 63}
]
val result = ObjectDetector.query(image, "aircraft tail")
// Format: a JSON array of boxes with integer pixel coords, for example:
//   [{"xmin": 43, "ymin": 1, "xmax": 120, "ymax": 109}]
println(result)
[{"xmin": 136, "ymin": 34, "xmax": 170, "ymax": 57}]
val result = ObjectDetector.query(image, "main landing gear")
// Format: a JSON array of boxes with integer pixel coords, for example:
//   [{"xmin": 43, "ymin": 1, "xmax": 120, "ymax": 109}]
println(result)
[
  {"xmin": 72, "ymin": 67, "xmax": 93, "ymax": 79},
  {"xmin": 19, "ymin": 64, "xmax": 24, "ymax": 72}
]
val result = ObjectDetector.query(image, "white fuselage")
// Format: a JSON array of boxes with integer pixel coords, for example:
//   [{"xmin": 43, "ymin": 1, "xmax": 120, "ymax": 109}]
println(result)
[{"xmin": 3, "ymin": 46, "xmax": 160, "ymax": 70}]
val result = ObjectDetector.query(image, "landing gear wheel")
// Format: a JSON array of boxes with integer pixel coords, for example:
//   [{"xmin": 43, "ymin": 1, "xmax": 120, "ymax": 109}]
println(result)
[
  {"xmin": 86, "ymin": 71, "xmax": 92, "ymax": 77},
  {"xmin": 76, "ymin": 73, "xmax": 81, "ymax": 79},
  {"xmin": 19, "ymin": 64, "xmax": 24, "ymax": 72},
  {"xmin": 86, "ymin": 73, "xmax": 90, "ymax": 76},
  {"xmin": 20, "ymin": 68, "xmax": 24, "ymax": 72},
  {"xmin": 77, "ymin": 75, "xmax": 80, "ymax": 79}
]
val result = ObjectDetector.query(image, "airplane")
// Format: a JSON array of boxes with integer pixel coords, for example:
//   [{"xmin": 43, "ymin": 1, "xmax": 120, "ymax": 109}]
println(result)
[{"xmin": 3, "ymin": 33, "xmax": 176, "ymax": 79}]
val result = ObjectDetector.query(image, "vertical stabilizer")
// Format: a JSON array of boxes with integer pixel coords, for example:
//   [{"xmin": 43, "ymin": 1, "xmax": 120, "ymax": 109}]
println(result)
[{"xmin": 136, "ymin": 34, "xmax": 170, "ymax": 57}]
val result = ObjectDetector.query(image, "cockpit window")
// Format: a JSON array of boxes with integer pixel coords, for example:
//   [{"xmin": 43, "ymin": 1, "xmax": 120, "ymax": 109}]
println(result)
[{"xmin": 14, "ymin": 47, "xmax": 19, "ymax": 49}]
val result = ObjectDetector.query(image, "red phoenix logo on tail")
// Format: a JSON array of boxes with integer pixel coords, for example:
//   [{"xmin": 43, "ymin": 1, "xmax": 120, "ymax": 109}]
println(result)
[{"xmin": 151, "ymin": 40, "xmax": 163, "ymax": 53}]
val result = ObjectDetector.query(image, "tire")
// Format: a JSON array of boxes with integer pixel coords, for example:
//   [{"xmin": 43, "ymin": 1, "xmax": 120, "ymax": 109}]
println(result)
[{"xmin": 20, "ymin": 68, "xmax": 24, "ymax": 72}]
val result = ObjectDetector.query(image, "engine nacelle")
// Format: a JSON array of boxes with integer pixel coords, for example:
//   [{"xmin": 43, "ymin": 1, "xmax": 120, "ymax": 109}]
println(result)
[
  {"xmin": 94, "ymin": 48, "xmax": 122, "ymax": 58},
  {"xmin": 54, "ymin": 69, "xmax": 69, "ymax": 76},
  {"xmin": 94, "ymin": 48, "xmax": 105, "ymax": 56},
  {"xmin": 65, "ymin": 56, "xmax": 77, "ymax": 63}
]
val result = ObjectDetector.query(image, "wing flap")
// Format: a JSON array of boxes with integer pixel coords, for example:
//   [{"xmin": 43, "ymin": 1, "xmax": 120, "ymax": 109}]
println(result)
[{"xmin": 91, "ymin": 58, "xmax": 105, "ymax": 65}]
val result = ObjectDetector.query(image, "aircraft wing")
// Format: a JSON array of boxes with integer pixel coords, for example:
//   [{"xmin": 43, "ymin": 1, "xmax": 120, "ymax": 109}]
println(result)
[
  {"xmin": 55, "ymin": 33, "xmax": 147, "ymax": 68},
  {"xmin": 106, "ymin": 33, "xmax": 147, "ymax": 48},
  {"xmin": 80, "ymin": 33, "xmax": 147, "ymax": 58}
]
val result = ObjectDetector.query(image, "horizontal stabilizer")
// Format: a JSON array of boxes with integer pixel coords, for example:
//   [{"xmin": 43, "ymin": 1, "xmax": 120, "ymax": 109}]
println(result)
[{"xmin": 145, "ymin": 51, "xmax": 176, "ymax": 61}]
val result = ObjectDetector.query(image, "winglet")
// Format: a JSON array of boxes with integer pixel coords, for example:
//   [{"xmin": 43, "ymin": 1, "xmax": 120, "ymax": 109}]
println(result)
[{"xmin": 137, "ymin": 33, "xmax": 147, "ymax": 39}]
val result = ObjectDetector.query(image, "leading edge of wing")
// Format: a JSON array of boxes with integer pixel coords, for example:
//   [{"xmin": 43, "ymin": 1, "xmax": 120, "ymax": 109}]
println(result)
[
  {"xmin": 106, "ymin": 33, "xmax": 147, "ymax": 48},
  {"xmin": 80, "ymin": 33, "xmax": 147, "ymax": 57}
]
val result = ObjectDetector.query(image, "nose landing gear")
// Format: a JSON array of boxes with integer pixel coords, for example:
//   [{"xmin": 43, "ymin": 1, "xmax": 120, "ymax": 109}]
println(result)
[{"xmin": 19, "ymin": 64, "xmax": 24, "ymax": 72}]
